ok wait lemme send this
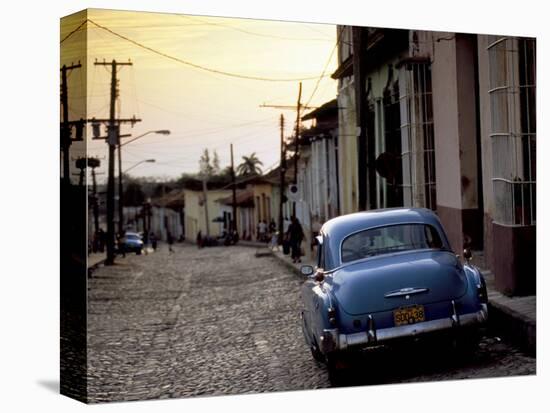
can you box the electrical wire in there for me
[60,19,87,43]
[304,42,337,109]
[303,26,344,109]
[86,19,331,82]
[178,14,333,42]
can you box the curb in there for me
[487,300,536,356]
[268,248,311,279]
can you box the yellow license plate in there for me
[393,305,425,326]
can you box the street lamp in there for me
[117,158,155,234]
[118,130,169,234]
[120,129,171,147]
[123,158,156,174]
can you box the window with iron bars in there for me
[398,62,436,210]
[487,36,536,226]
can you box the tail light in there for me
[328,307,337,326]
[477,281,488,303]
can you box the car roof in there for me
[322,207,439,236]
[320,208,451,269]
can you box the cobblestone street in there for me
[87,244,535,403]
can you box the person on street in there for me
[269,218,276,235]
[196,230,203,249]
[117,231,126,258]
[150,232,157,251]
[258,220,267,242]
[286,216,304,263]
[167,231,174,253]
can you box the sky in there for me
[61,8,338,182]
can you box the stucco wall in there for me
[184,189,231,241]
[337,77,358,215]
[431,31,463,210]
[476,35,495,219]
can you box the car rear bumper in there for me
[330,304,488,351]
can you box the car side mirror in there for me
[463,248,472,261]
[300,265,314,276]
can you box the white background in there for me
[0,0,547,411]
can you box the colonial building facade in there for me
[332,27,536,296]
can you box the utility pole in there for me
[60,62,82,186]
[88,157,101,237]
[118,143,124,234]
[278,114,286,244]
[230,143,238,234]
[260,83,308,219]
[293,82,302,217]
[93,59,140,265]
[74,157,87,187]
[202,178,210,237]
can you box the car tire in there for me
[453,332,480,359]
[326,354,346,386]
[136,250,142,255]
[310,340,324,363]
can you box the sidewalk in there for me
[267,247,536,356]
[88,252,107,270]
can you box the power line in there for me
[304,26,344,109]
[60,19,87,43]
[178,14,333,42]
[304,42,337,109]
[127,118,275,147]
[85,18,331,82]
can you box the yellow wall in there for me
[184,188,232,241]
[252,183,274,224]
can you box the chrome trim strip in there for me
[384,287,429,298]
[337,308,488,350]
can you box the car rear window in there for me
[341,224,444,263]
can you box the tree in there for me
[123,181,145,206]
[198,148,221,178]
[212,151,221,175]
[236,152,263,177]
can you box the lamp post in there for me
[120,129,170,147]
[118,130,169,234]
[123,158,156,174]
[118,158,155,234]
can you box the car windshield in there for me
[341,223,445,263]
[126,234,140,240]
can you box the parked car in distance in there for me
[118,231,144,255]
[300,208,488,381]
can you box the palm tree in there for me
[236,153,263,176]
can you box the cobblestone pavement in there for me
[87,244,535,403]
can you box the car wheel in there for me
[136,250,142,255]
[310,340,324,363]
[453,332,480,359]
[326,354,346,386]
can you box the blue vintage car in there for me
[300,208,488,379]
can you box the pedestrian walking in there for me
[167,231,174,253]
[286,216,304,263]
[269,218,276,234]
[257,220,267,242]
[150,232,157,251]
[269,231,279,251]
[196,230,203,249]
